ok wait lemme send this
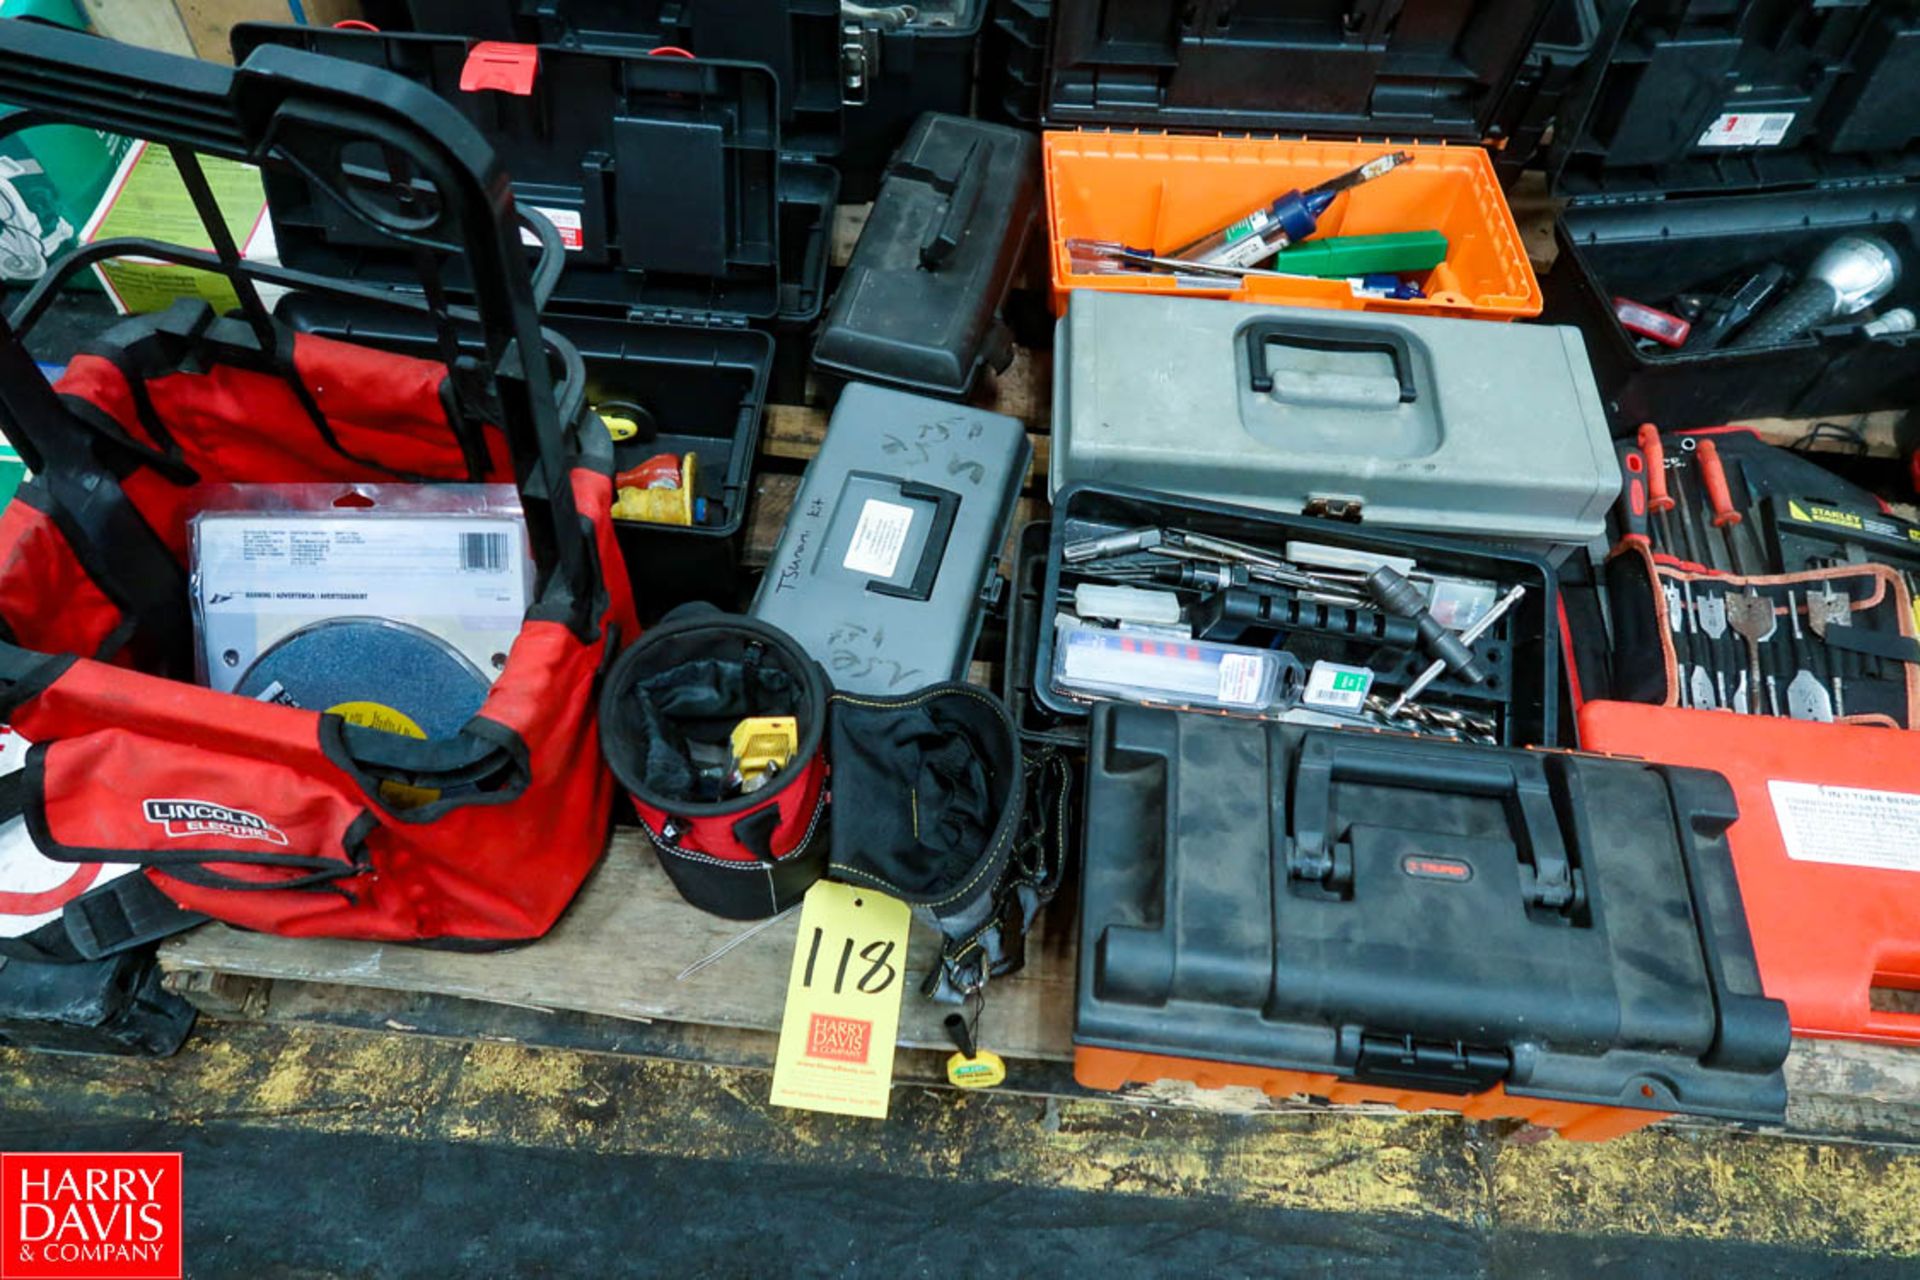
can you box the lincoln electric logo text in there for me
[141,799,288,846]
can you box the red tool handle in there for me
[1697,438,1742,528]
[1637,423,1674,513]
[1619,450,1651,548]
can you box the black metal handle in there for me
[919,140,988,270]
[866,481,960,603]
[1242,319,1418,404]
[0,21,590,602]
[1288,732,1578,912]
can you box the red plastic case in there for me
[1579,701,1920,1045]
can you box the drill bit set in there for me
[1608,425,1920,727]
[1037,491,1554,745]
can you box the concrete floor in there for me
[3,1021,1919,1277]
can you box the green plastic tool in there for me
[1269,231,1448,277]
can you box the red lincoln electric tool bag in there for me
[0,23,636,960]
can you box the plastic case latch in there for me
[840,20,880,105]
[1355,1034,1512,1095]
[460,42,540,96]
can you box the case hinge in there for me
[841,20,880,105]
[626,307,749,330]
[1303,497,1364,522]
[1355,1033,1511,1095]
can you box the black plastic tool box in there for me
[1487,0,1598,187]
[0,951,195,1058]
[1002,521,1087,749]
[1075,702,1792,1131]
[1037,484,1562,748]
[1540,0,1920,430]
[812,113,1040,400]
[1042,0,1555,142]
[750,383,1029,696]
[983,0,1051,127]
[399,0,986,200]
[232,24,832,614]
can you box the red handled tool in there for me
[1697,439,1754,575]
[1618,449,1652,551]
[1637,423,1675,552]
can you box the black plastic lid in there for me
[1043,0,1555,143]
[231,24,786,320]
[1549,0,1920,203]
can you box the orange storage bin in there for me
[1042,132,1541,321]
[1073,1046,1665,1143]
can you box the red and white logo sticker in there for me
[805,1013,873,1064]
[141,800,287,847]
[1,1153,182,1279]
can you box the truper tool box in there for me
[1039,0,1552,320]
[1580,702,1920,1048]
[1075,702,1793,1139]
[399,0,986,200]
[230,24,834,615]
[812,113,1040,401]
[751,383,1029,697]
[1038,484,1562,749]
[1539,0,1920,429]
[1052,291,1619,545]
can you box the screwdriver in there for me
[1697,439,1749,575]
[1618,448,1653,551]
[1637,424,1676,553]
[1171,152,1415,269]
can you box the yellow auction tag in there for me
[770,881,912,1119]
[946,1049,1006,1090]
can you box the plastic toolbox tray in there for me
[1036,483,1562,748]
[399,0,986,201]
[1038,0,1553,321]
[812,113,1040,401]
[1538,0,1920,430]
[1052,291,1618,545]
[1075,703,1792,1139]
[230,24,833,613]
[1579,701,1920,1047]
[750,383,1029,697]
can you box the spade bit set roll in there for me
[1608,426,1920,728]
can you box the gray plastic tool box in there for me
[1052,291,1619,543]
[751,383,1029,695]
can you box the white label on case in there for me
[1770,780,1920,872]
[1698,112,1794,148]
[518,205,585,251]
[1303,662,1374,711]
[842,499,915,578]
[1216,652,1264,706]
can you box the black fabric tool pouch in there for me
[827,684,1069,1003]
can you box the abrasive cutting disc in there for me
[235,617,490,740]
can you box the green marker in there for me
[1270,231,1448,278]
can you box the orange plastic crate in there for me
[1073,1046,1667,1143]
[1043,131,1541,321]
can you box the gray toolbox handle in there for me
[866,480,960,602]
[1242,319,1418,404]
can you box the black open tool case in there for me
[398,0,986,199]
[1041,0,1556,144]
[1540,0,1920,430]
[232,24,836,615]
[1035,484,1562,748]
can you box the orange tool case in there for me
[1580,701,1920,1046]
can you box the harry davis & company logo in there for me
[1,1153,182,1279]
[805,1013,873,1064]
[141,799,288,846]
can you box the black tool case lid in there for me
[1077,704,1792,1122]
[811,113,1040,399]
[231,23,790,323]
[1547,0,1920,204]
[1042,0,1556,142]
